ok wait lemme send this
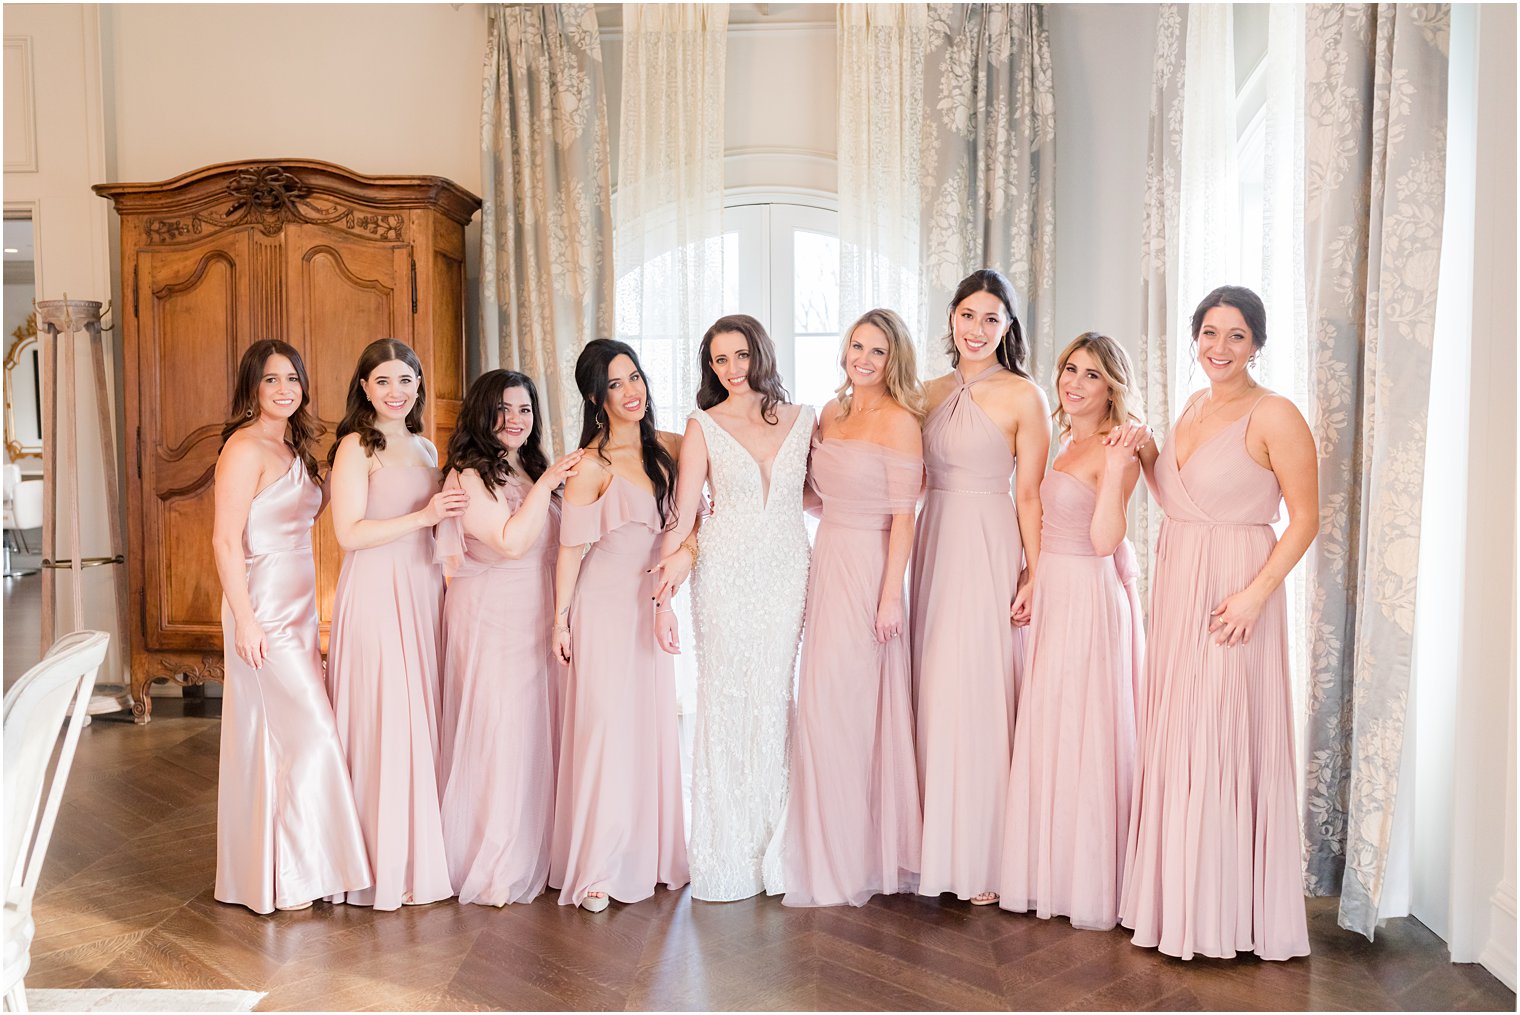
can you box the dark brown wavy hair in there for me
[442,369,549,495]
[695,314,790,424]
[944,268,1029,378]
[328,338,426,465]
[575,339,677,529]
[220,339,323,480]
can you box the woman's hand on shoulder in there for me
[562,451,609,506]
[536,448,585,493]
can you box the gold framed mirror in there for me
[5,311,41,459]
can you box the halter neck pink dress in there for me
[1119,398,1310,960]
[216,455,371,913]
[550,474,689,907]
[911,362,1026,900]
[1000,466,1143,930]
[327,464,453,910]
[782,435,923,908]
[436,470,561,906]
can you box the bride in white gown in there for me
[653,314,812,902]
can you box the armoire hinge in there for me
[410,258,418,314]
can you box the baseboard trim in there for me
[1480,878,1517,990]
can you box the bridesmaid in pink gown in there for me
[212,340,370,914]
[1120,286,1318,960]
[783,309,925,908]
[436,371,582,906]
[326,338,468,911]
[1000,333,1146,930]
[550,339,689,912]
[912,269,1050,906]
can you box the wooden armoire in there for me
[95,159,481,722]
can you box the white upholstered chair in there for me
[2,471,41,579]
[2,630,109,1013]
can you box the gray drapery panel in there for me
[919,3,1056,381]
[480,4,613,454]
[1300,3,1450,940]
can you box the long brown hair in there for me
[443,370,550,494]
[328,338,426,465]
[575,339,678,529]
[944,268,1028,378]
[220,339,323,480]
[696,314,790,424]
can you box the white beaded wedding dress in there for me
[686,404,813,902]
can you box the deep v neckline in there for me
[1172,406,1253,473]
[700,406,807,511]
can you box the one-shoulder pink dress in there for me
[327,465,453,910]
[783,435,923,908]
[911,363,1025,900]
[1119,398,1309,960]
[550,475,689,906]
[216,455,372,913]
[437,471,561,906]
[1000,467,1143,930]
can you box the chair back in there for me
[9,481,42,531]
[2,464,18,501]
[2,631,108,910]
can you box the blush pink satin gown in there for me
[1119,398,1310,960]
[549,475,688,907]
[215,456,371,914]
[782,435,923,908]
[1000,467,1144,930]
[327,465,453,911]
[436,471,561,906]
[911,363,1025,900]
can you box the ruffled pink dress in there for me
[437,470,560,906]
[911,363,1025,900]
[327,465,453,910]
[1119,398,1310,960]
[549,474,689,906]
[1000,467,1144,930]
[782,435,923,908]
[216,455,371,913]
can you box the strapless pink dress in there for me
[782,436,923,908]
[1000,467,1143,930]
[549,475,688,906]
[327,465,452,910]
[437,471,561,906]
[215,455,371,913]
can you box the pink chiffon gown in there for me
[436,471,560,905]
[216,455,371,913]
[910,363,1025,900]
[550,474,688,906]
[782,435,923,908]
[326,464,453,911]
[1119,397,1310,960]
[1000,467,1144,930]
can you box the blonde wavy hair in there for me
[1051,331,1141,439]
[836,308,925,420]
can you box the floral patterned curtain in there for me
[480,4,613,454]
[1300,3,1450,940]
[1134,4,1187,600]
[920,3,1056,381]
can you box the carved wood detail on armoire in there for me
[94,159,482,723]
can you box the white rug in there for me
[26,989,265,1012]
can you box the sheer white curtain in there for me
[614,3,727,432]
[836,3,928,358]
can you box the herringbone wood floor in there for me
[21,703,1517,1011]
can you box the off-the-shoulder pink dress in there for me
[216,455,371,913]
[549,474,689,906]
[783,435,924,908]
[437,470,561,906]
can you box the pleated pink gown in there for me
[1000,468,1144,930]
[783,435,923,908]
[911,363,1025,900]
[327,465,453,911]
[216,456,372,914]
[1119,398,1310,960]
[550,475,688,907]
[437,472,560,905]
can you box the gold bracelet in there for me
[680,536,699,565]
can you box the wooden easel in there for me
[35,298,130,713]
